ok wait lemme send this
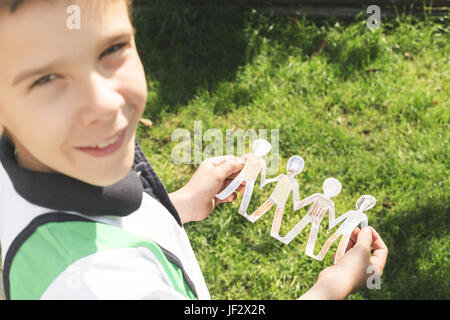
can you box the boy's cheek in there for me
[118,57,148,113]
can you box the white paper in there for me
[316,195,376,264]
[216,139,271,217]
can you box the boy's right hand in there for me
[169,155,245,224]
[299,226,388,300]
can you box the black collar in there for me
[0,135,143,217]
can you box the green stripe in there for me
[9,221,197,300]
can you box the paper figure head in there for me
[252,139,271,157]
[286,155,304,176]
[356,195,376,211]
[323,178,342,198]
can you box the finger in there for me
[350,227,360,244]
[345,237,355,252]
[211,155,242,167]
[368,227,388,273]
[354,227,373,252]
[208,155,236,166]
[204,156,226,167]
[369,226,387,250]
[215,157,245,181]
[344,228,360,251]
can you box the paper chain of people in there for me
[216,139,376,265]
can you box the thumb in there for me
[355,227,373,251]
[216,157,245,180]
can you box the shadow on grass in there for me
[133,1,444,126]
[133,1,264,121]
[133,4,388,123]
[134,1,377,122]
[361,200,449,299]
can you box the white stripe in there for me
[41,247,188,300]
[0,164,61,267]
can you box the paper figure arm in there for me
[329,211,351,229]
[360,213,368,229]
[294,193,319,211]
[291,179,301,207]
[259,159,268,189]
[260,174,282,189]
[328,204,336,230]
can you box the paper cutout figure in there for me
[248,156,304,238]
[276,178,342,261]
[216,139,271,217]
[316,195,376,264]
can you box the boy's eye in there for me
[28,43,128,90]
[30,74,58,89]
[100,42,127,59]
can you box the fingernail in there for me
[362,227,371,233]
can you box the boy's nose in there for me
[78,73,125,125]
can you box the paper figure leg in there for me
[305,223,321,260]
[248,199,274,223]
[279,216,311,245]
[317,231,341,262]
[238,180,255,217]
[270,205,285,239]
[216,176,244,200]
[333,233,351,265]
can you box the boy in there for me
[0,0,387,299]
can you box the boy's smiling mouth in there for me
[75,127,127,157]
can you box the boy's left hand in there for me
[299,226,388,300]
[169,155,245,224]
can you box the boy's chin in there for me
[79,166,132,187]
[75,154,135,187]
[75,136,136,187]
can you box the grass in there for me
[133,2,449,299]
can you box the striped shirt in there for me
[0,135,210,300]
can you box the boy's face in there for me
[0,0,147,187]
